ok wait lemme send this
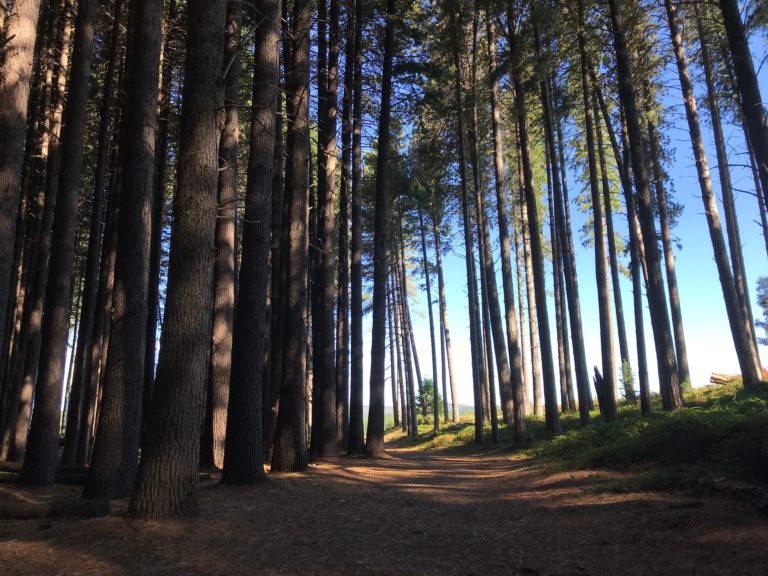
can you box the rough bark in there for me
[221,0,280,485]
[347,0,364,455]
[21,0,96,485]
[83,0,163,499]
[310,0,338,459]
[61,0,124,466]
[271,0,311,472]
[201,0,240,471]
[128,0,226,518]
[335,0,354,452]
[366,3,395,453]
[0,0,44,373]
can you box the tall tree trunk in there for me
[21,0,96,485]
[539,59,590,423]
[347,0,365,454]
[144,0,175,423]
[418,210,440,434]
[433,222,458,423]
[608,0,682,411]
[512,196,529,414]
[3,0,75,464]
[593,95,631,396]
[201,0,240,471]
[486,18,525,437]
[576,4,616,421]
[400,231,425,411]
[83,0,163,499]
[592,77,645,407]
[61,0,124,466]
[221,0,280,485]
[719,0,768,214]
[395,260,418,435]
[79,127,122,464]
[508,12,560,433]
[0,0,44,371]
[129,0,226,518]
[391,273,407,432]
[310,0,338,459]
[335,0,353,452]
[646,118,690,389]
[449,7,484,444]
[386,277,400,429]
[695,4,760,361]
[520,189,542,417]
[663,0,762,388]
[271,0,311,472]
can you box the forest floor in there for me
[1,443,767,575]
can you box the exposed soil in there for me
[1,446,766,575]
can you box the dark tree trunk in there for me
[366,2,395,452]
[21,0,97,486]
[608,0,682,411]
[61,0,124,466]
[0,0,44,373]
[310,0,338,459]
[271,0,311,472]
[486,18,525,436]
[144,0,175,424]
[221,0,281,485]
[347,0,364,455]
[201,0,241,472]
[83,0,163,499]
[128,0,226,518]
[335,0,354,452]
[450,9,484,444]
[79,129,122,464]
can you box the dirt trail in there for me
[0,447,766,575]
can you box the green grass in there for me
[386,382,768,493]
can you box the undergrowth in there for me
[385,381,768,492]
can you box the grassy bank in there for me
[385,381,768,493]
